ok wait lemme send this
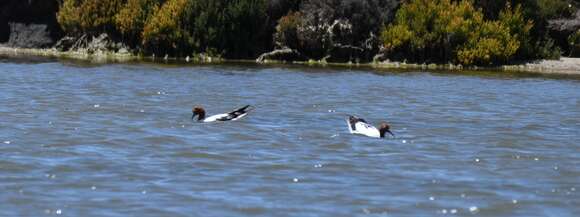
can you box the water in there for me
[1,59,579,216]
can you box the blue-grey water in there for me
[1,59,579,216]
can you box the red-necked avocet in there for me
[346,115,394,138]
[192,105,254,123]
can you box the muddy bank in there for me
[0,46,136,63]
[503,58,580,74]
[1,45,579,76]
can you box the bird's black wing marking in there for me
[217,105,252,121]
[232,105,251,114]
[216,115,235,121]
[349,115,367,131]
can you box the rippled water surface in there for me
[1,59,579,216]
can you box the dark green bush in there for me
[474,0,576,20]
[189,0,269,58]
[283,0,399,59]
[273,11,302,49]
[568,30,580,57]
[537,0,576,19]
[268,0,302,19]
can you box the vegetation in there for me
[57,0,81,34]
[58,0,124,35]
[55,0,578,65]
[142,0,193,56]
[275,0,399,60]
[115,0,160,46]
[473,0,576,60]
[274,11,302,50]
[536,0,576,19]
[568,30,580,57]
[188,0,269,58]
[474,0,576,20]
[380,0,534,65]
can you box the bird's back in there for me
[347,115,380,138]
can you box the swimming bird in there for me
[346,115,394,138]
[192,105,254,122]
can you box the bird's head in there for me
[191,106,206,121]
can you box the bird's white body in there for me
[193,105,253,123]
[346,118,381,138]
[203,113,248,123]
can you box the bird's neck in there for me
[379,128,387,138]
[197,111,206,121]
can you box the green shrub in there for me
[189,0,268,58]
[499,4,534,59]
[534,37,561,59]
[142,0,193,56]
[568,30,580,57]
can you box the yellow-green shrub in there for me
[383,0,441,51]
[457,3,530,65]
[79,0,124,33]
[381,0,531,65]
[381,0,481,61]
[457,21,519,65]
[380,24,411,52]
[58,0,124,35]
[498,4,533,59]
[115,0,160,44]
[57,0,82,34]
[142,0,193,55]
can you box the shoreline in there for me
[1,46,580,75]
